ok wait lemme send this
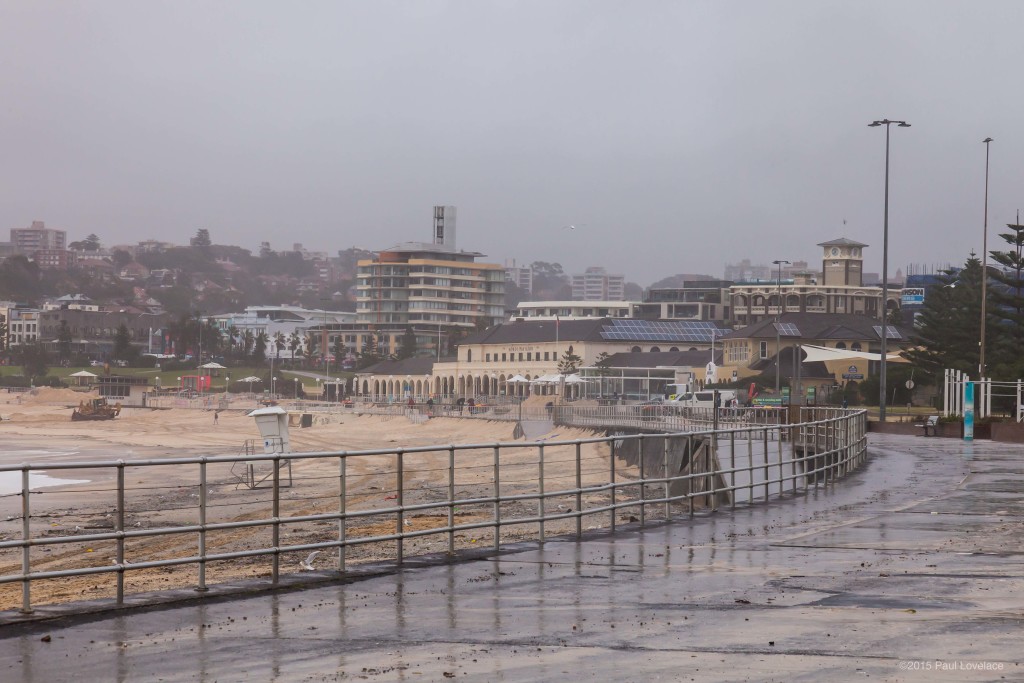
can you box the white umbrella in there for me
[506,374,529,383]
[239,375,262,393]
[200,362,227,369]
[69,370,97,378]
[562,374,589,384]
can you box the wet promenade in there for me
[2,433,1022,682]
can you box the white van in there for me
[669,389,737,409]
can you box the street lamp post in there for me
[868,118,911,422]
[772,259,790,392]
[980,137,993,379]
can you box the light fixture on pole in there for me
[868,118,911,423]
[321,300,330,400]
[980,137,993,379]
[772,259,790,392]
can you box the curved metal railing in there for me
[0,407,865,614]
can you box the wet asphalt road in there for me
[2,433,1023,682]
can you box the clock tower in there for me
[818,238,867,287]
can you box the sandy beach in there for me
[0,388,614,611]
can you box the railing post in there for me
[339,455,347,571]
[575,441,583,537]
[688,434,695,517]
[763,428,770,502]
[448,446,456,555]
[663,436,671,522]
[777,425,784,497]
[197,459,208,592]
[729,432,736,511]
[20,467,32,614]
[272,454,280,584]
[493,445,501,551]
[115,461,125,605]
[538,444,546,543]
[396,450,404,564]
[747,432,754,505]
[638,436,646,526]
[609,439,617,532]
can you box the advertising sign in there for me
[901,287,926,305]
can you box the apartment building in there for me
[571,266,625,301]
[356,207,506,329]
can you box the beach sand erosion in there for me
[0,388,614,610]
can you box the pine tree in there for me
[398,327,417,359]
[557,345,582,375]
[113,323,133,360]
[905,256,983,377]
[987,221,1024,377]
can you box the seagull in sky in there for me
[299,550,321,571]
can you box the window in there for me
[835,342,847,350]
[527,352,532,361]
[759,341,769,359]
[544,352,550,361]
[486,353,491,362]
[851,342,862,351]
[467,350,472,362]
[631,346,641,353]
[501,353,507,362]
[650,347,660,352]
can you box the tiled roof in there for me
[462,319,609,345]
[817,237,868,248]
[600,350,722,369]
[719,313,910,342]
[361,357,436,375]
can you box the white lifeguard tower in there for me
[234,406,293,489]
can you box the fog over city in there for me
[2,0,1023,284]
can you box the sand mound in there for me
[20,387,95,405]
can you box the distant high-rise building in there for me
[356,207,505,330]
[504,260,533,294]
[11,220,66,254]
[432,205,457,249]
[571,267,625,301]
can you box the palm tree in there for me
[288,331,301,360]
[273,331,286,360]
[242,329,255,357]
[228,326,240,354]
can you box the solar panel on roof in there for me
[773,322,801,337]
[872,325,902,340]
[600,319,730,343]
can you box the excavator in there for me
[71,397,122,421]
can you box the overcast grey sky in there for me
[2,1,1023,285]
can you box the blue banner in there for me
[964,381,974,441]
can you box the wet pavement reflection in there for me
[4,434,1024,681]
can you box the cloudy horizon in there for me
[2,1,1023,286]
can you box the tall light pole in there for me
[980,137,993,379]
[320,300,330,400]
[868,118,911,422]
[772,259,790,392]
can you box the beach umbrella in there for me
[506,374,529,383]
[200,362,227,369]
[239,375,262,393]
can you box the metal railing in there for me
[0,407,865,614]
